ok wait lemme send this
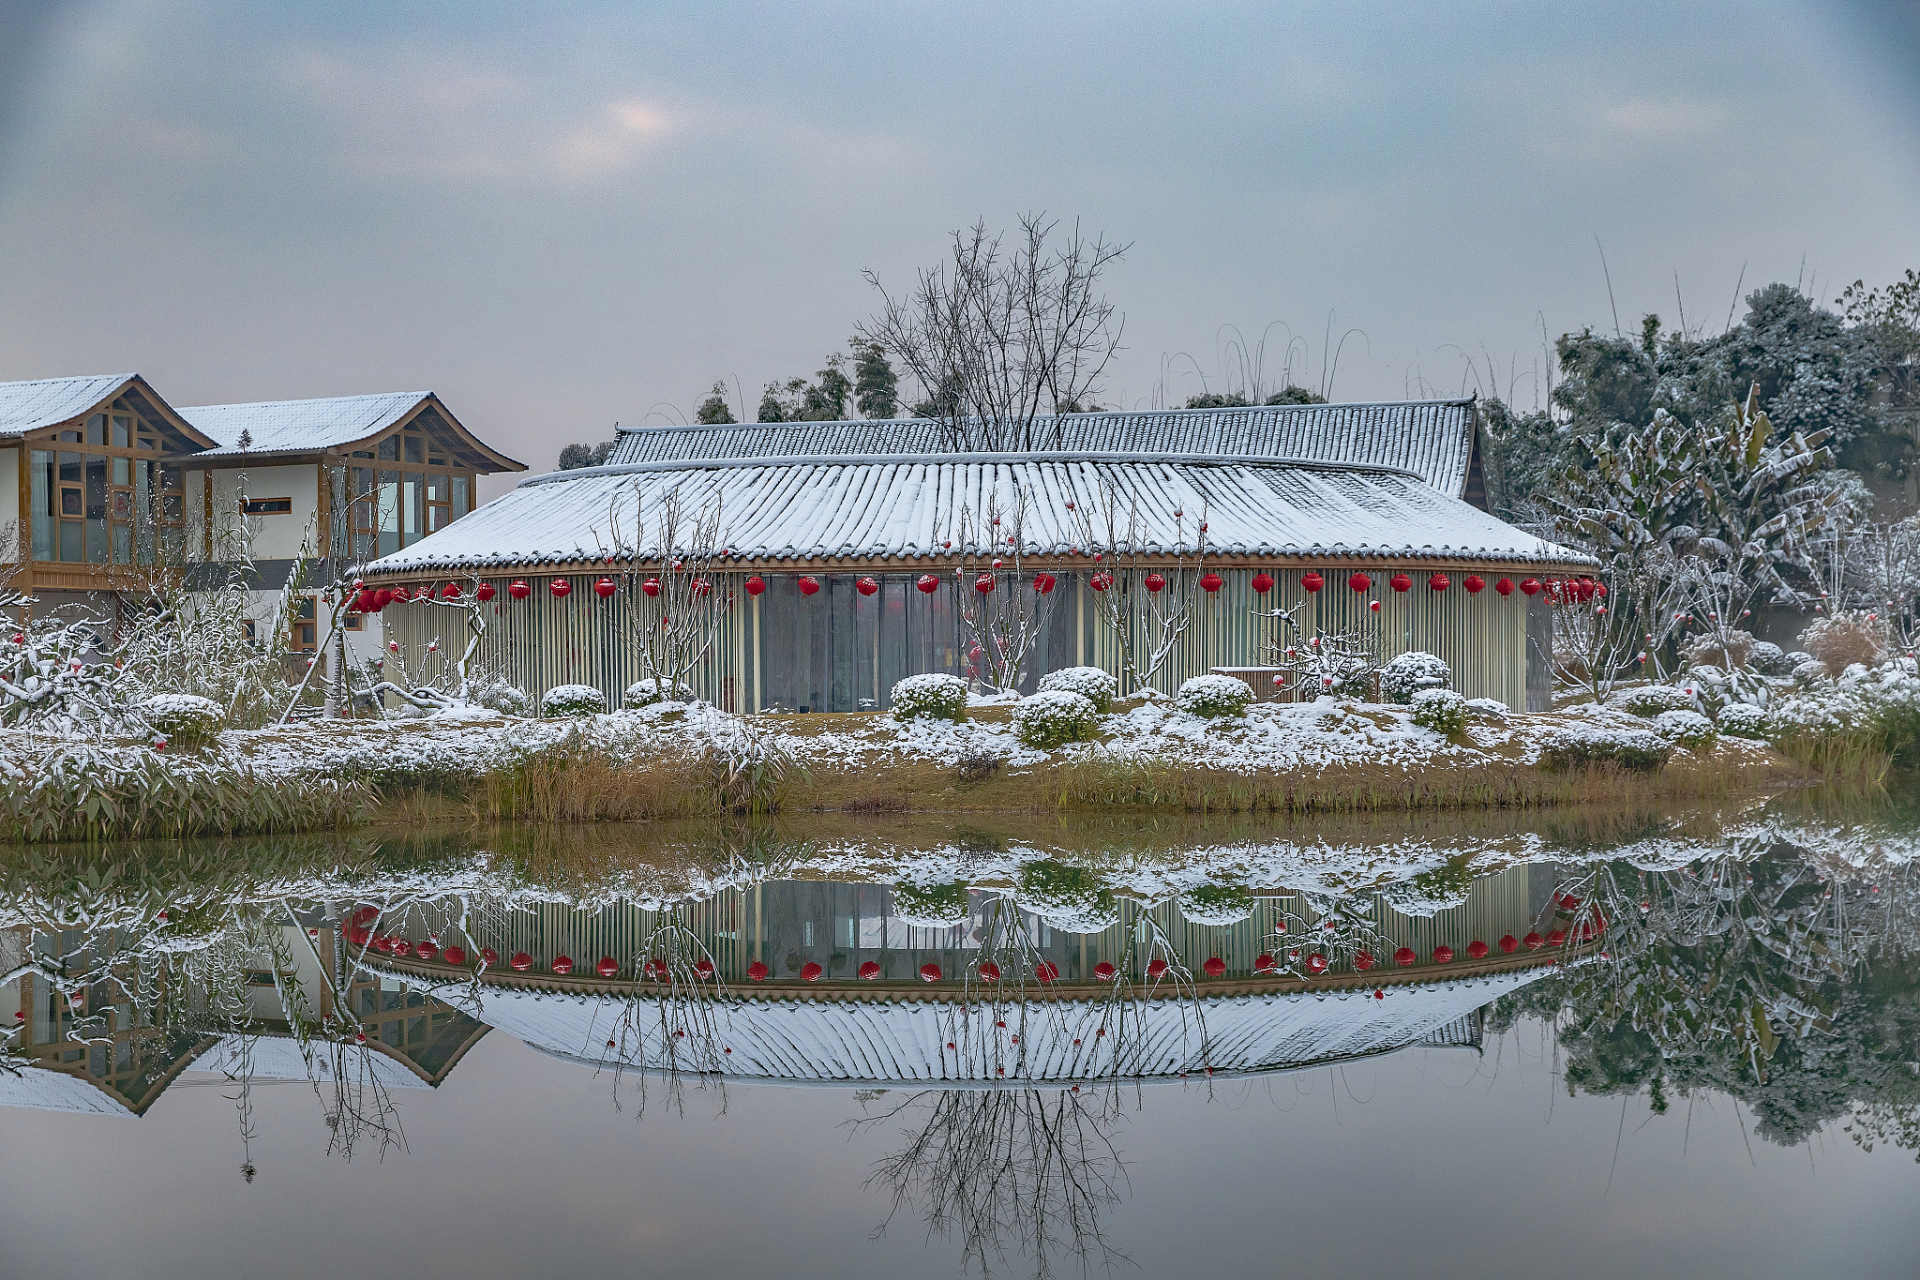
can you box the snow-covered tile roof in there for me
[611,399,1479,496]
[0,373,140,437]
[0,1061,138,1115]
[178,391,433,457]
[363,452,1593,574]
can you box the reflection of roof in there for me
[430,968,1543,1085]
[0,1060,137,1115]
[610,401,1481,498]
[187,1035,435,1090]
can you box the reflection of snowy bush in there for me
[140,694,223,746]
[541,684,607,717]
[891,673,970,722]
[1014,690,1099,748]
[1175,674,1252,719]
[1382,864,1475,917]
[1178,884,1255,925]
[1037,666,1118,713]
[1716,702,1769,739]
[1379,651,1452,704]
[1652,709,1718,749]
[1410,688,1468,734]
[891,881,971,928]
[1015,861,1119,934]
[1538,726,1673,773]
[625,678,695,708]
[1623,685,1693,717]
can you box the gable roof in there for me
[0,373,213,446]
[179,391,526,471]
[609,399,1480,497]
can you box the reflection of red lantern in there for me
[508,580,530,600]
[858,960,881,980]
[550,579,572,598]
[481,948,499,967]
[1495,577,1514,596]
[595,577,617,598]
[1251,572,1274,594]
[745,576,766,596]
[1464,575,1485,594]
[1093,961,1117,980]
[1429,573,1450,592]
[1034,573,1057,594]
[1523,932,1544,950]
[1305,953,1328,974]
[1394,947,1416,966]
[1144,572,1167,593]
[978,961,1001,982]
[1199,571,1222,594]
[856,576,879,596]
[801,962,823,981]
[916,574,938,594]
[694,957,715,979]
[551,955,574,975]
[1035,961,1059,983]
[1147,958,1169,979]
[918,963,942,982]
[1301,571,1324,593]
[1090,572,1113,591]
[1253,953,1278,974]
[1520,578,1541,596]
[510,952,533,972]
[747,960,768,981]
[798,576,820,596]
[1202,956,1226,977]
[444,946,467,966]
[1467,940,1489,960]
[476,583,496,602]
[415,942,438,961]
[1432,945,1454,964]
[1547,928,1567,946]
[596,957,619,978]
[1498,935,1518,953]
[1349,572,1370,592]
[1353,951,1375,971]
[1390,573,1412,593]
[974,573,995,593]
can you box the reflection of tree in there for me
[853,1086,1129,1279]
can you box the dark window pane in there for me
[59,521,82,562]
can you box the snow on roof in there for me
[428,969,1541,1085]
[179,391,434,457]
[363,452,1593,574]
[610,399,1480,496]
[186,1035,433,1090]
[0,373,141,437]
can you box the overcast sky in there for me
[2,0,1916,498]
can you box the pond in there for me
[5,798,1920,1278]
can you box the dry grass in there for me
[466,740,714,823]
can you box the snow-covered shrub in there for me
[624,677,695,708]
[1652,709,1718,749]
[1465,697,1508,721]
[1684,664,1771,715]
[1802,612,1889,673]
[1683,630,1756,671]
[891,673,969,722]
[1176,674,1254,719]
[1538,726,1673,773]
[1716,702,1770,739]
[1013,690,1099,748]
[1015,861,1119,933]
[471,677,530,716]
[1379,651,1452,704]
[1037,665,1118,713]
[139,694,223,747]
[1749,641,1790,676]
[1409,688,1469,734]
[1793,658,1829,685]
[1623,684,1694,717]
[541,684,607,717]
[891,881,971,927]
[1178,884,1255,925]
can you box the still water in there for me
[5,802,1920,1278]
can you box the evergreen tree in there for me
[851,339,899,419]
[557,440,616,469]
[693,382,737,425]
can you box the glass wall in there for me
[25,402,181,565]
[335,418,479,562]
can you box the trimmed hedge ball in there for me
[1176,674,1254,719]
[1652,708,1718,749]
[891,881,972,927]
[1538,727,1673,773]
[891,672,970,722]
[1014,690,1099,748]
[1715,702,1769,739]
[141,693,223,746]
[624,677,695,708]
[1623,684,1695,717]
[541,684,608,717]
[1410,688,1469,733]
[1178,884,1256,926]
[1380,651,1452,704]
[1037,665,1119,713]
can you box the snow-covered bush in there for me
[1178,884,1255,925]
[1037,665,1118,713]
[891,881,971,928]
[1684,664,1771,715]
[624,677,695,708]
[1409,688,1469,734]
[1379,651,1452,704]
[1652,709,1718,749]
[1014,690,1099,748]
[1749,641,1790,676]
[139,694,223,747]
[890,673,969,722]
[1466,697,1509,721]
[541,684,607,717]
[1802,612,1889,673]
[1793,657,1829,685]
[1176,674,1253,719]
[1538,726,1673,773]
[471,677,530,716]
[1015,862,1119,933]
[1623,684,1694,717]
[1716,702,1770,739]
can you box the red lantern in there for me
[1301,571,1324,593]
[694,957,715,979]
[413,941,437,961]
[1390,573,1412,593]
[747,960,769,981]
[745,575,766,596]
[1253,953,1278,974]
[1144,572,1167,593]
[508,580,530,600]
[594,577,617,598]
[690,578,711,597]
[510,952,533,972]
[1429,573,1450,592]
[1466,940,1489,960]
[801,962,823,982]
[974,573,995,593]
[374,588,395,609]
[1035,572,1058,594]
[481,948,499,967]
[1090,571,1114,591]
[1519,578,1541,596]
[1464,575,1485,594]
[444,946,467,966]
[1432,945,1455,964]
[1353,950,1375,971]
[1147,958,1170,979]
[596,956,619,978]
[1035,961,1060,983]
[856,576,879,596]
[551,955,574,975]
[442,582,462,599]
[798,576,820,596]
[1251,572,1274,594]
[1093,961,1117,980]
[918,962,943,982]
[1199,571,1223,594]
[1547,928,1567,946]
[1523,931,1544,950]
[550,579,572,598]
[972,960,1001,983]
[1202,956,1226,977]
[1349,572,1371,592]
[1393,946,1416,966]
[640,577,661,597]
[916,574,938,593]
[858,960,881,980]
[476,582,496,602]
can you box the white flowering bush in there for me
[140,694,223,747]
[1013,690,1099,748]
[1410,688,1469,734]
[1538,726,1673,773]
[1379,651,1452,704]
[1716,702,1769,739]
[541,684,607,717]
[1652,708,1718,749]
[1623,684,1694,717]
[891,672,969,722]
[1037,665,1118,713]
[625,677,695,708]
[1176,674,1254,719]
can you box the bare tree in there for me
[860,214,1130,451]
[1067,480,1210,693]
[601,484,731,701]
[952,486,1056,693]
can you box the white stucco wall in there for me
[209,463,320,560]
